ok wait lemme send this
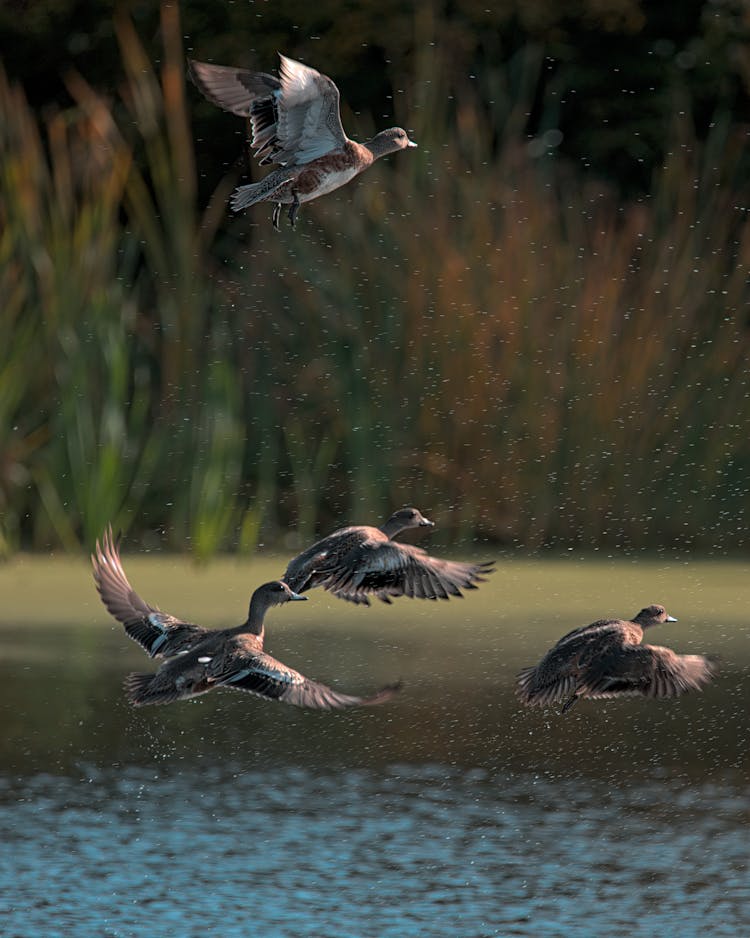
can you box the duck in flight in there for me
[188,54,417,229]
[516,604,716,714]
[92,528,400,710]
[283,507,494,606]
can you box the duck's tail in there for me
[230,171,293,212]
[124,672,180,707]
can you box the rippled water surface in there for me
[1,556,748,936]
[2,764,748,937]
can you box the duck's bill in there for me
[407,139,418,148]
[666,615,678,622]
[289,592,308,601]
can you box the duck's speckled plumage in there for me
[283,507,494,606]
[188,54,416,228]
[516,604,716,713]
[93,528,401,710]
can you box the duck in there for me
[283,507,494,606]
[516,604,716,714]
[187,54,417,229]
[92,528,401,710]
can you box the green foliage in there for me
[0,5,748,557]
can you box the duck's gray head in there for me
[251,580,307,612]
[634,604,677,627]
[366,127,417,158]
[381,507,434,538]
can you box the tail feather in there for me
[230,172,292,212]
[124,672,180,707]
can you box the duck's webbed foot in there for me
[288,192,300,229]
[272,202,282,231]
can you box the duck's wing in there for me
[188,55,347,167]
[207,649,401,710]
[282,538,333,593]
[321,540,494,605]
[516,625,621,708]
[187,60,280,116]
[516,647,583,709]
[282,526,372,593]
[583,644,717,700]
[271,54,348,164]
[92,528,209,658]
[552,618,625,647]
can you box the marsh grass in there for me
[1,6,748,556]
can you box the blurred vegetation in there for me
[0,2,748,557]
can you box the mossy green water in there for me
[1,552,746,650]
[1,554,746,781]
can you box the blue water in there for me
[1,762,747,937]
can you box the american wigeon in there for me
[516,604,716,713]
[93,528,401,710]
[188,54,417,229]
[283,507,494,605]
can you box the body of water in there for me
[0,555,747,936]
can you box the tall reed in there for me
[1,6,748,555]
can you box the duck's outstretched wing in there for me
[188,55,347,167]
[583,645,717,700]
[272,54,347,164]
[186,60,280,116]
[516,664,579,709]
[282,527,370,594]
[92,527,209,658]
[515,625,623,708]
[208,650,401,710]
[516,639,716,710]
[320,541,494,605]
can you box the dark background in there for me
[1,0,748,557]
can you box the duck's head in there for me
[244,581,306,635]
[251,580,308,612]
[634,604,677,628]
[381,507,434,538]
[367,127,418,158]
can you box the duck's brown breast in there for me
[293,141,374,200]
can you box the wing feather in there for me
[92,527,209,657]
[189,56,347,168]
[590,645,717,699]
[323,541,493,604]
[272,55,347,164]
[187,60,280,116]
[213,649,401,710]
[517,636,716,709]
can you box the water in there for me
[1,764,747,937]
[0,556,748,936]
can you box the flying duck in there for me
[93,528,401,710]
[187,54,417,229]
[516,604,716,714]
[283,507,494,606]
